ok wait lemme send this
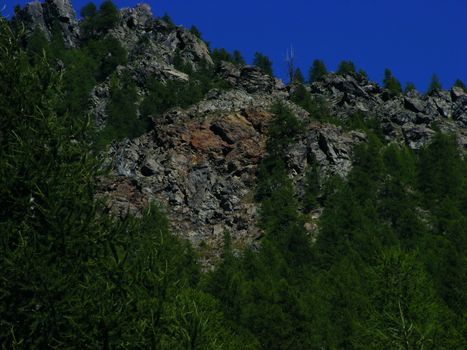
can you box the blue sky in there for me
[8,0,467,91]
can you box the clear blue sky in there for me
[9,0,467,91]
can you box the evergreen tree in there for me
[232,50,245,65]
[211,47,232,65]
[81,0,120,39]
[253,51,273,76]
[358,249,438,349]
[453,79,466,91]
[383,68,402,95]
[293,67,305,84]
[0,19,107,346]
[97,0,120,32]
[303,154,320,211]
[0,20,241,348]
[80,2,97,18]
[190,25,201,38]
[25,28,51,64]
[290,84,331,121]
[59,50,98,118]
[427,73,442,94]
[162,12,175,28]
[358,68,368,79]
[308,59,327,82]
[86,36,128,81]
[336,60,356,75]
[404,81,416,93]
[99,72,146,145]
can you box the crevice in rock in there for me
[209,124,235,144]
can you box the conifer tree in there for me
[336,60,356,75]
[453,79,466,91]
[293,67,305,84]
[190,25,201,38]
[358,68,368,79]
[308,59,328,82]
[232,49,245,65]
[404,81,416,93]
[253,51,273,76]
[383,68,402,95]
[80,2,97,18]
[427,73,442,94]
[162,12,175,27]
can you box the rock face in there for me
[309,73,467,150]
[101,95,365,264]
[13,0,80,47]
[14,2,467,262]
[101,72,467,264]
[111,4,212,81]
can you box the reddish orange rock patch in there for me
[190,129,229,152]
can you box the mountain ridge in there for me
[12,0,467,264]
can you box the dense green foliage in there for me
[0,17,242,349]
[207,118,467,349]
[97,73,147,146]
[140,59,230,122]
[81,0,120,39]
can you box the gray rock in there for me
[451,86,466,101]
[402,124,436,149]
[404,96,426,113]
[13,0,80,47]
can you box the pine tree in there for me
[190,25,201,38]
[80,2,97,18]
[253,51,273,76]
[336,60,356,75]
[81,0,120,38]
[293,68,305,84]
[232,49,245,65]
[0,18,108,346]
[358,68,368,79]
[97,0,120,31]
[453,79,466,91]
[383,68,402,95]
[358,248,445,350]
[427,73,442,94]
[162,12,175,28]
[308,59,328,82]
[404,81,416,93]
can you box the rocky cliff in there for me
[14,1,467,264]
[13,0,80,47]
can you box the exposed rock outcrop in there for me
[13,0,80,47]
[309,73,467,150]
[101,97,365,264]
